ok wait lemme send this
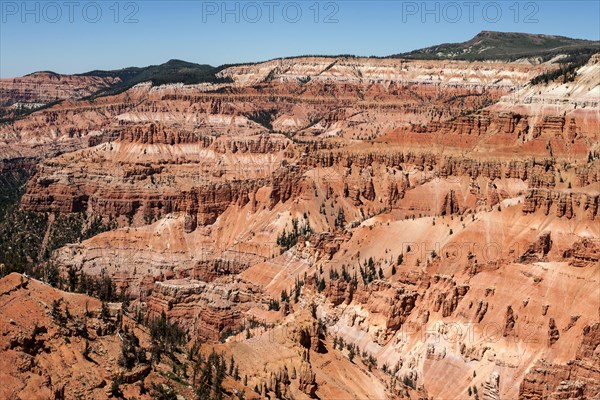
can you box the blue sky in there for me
[1,0,599,77]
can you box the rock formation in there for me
[0,51,598,400]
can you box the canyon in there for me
[0,36,599,400]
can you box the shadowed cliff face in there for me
[0,54,599,399]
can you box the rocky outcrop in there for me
[439,190,461,216]
[519,324,600,400]
[290,312,324,354]
[0,273,166,400]
[21,152,305,227]
[119,123,214,145]
[548,318,560,346]
[482,372,501,400]
[269,165,302,207]
[523,190,599,220]
[386,289,419,332]
[430,275,469,318]
[213,134,291,154]
[298,352,318,398]
[475,300,489,323]
[324,280,351,306]
[339,280,420,344]
[563,238,600,267]
[576,164,600,186]
[503,305,517,337]
[519,231,552,262]
[145,279,259,341]
[23,178,259,224]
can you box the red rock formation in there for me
[298,354,318,397]
[475,300,488,323]
[0,72,119,118]
[523,189,598,220]
[1,53,598,400]
[519,231,552,262]
[503,305,517,337]
[0,273,174,400]
[563,238,600,267]
[519,323,600,400]
[429,275,469,317]
[145,279,258,341]
[548,318,560,346]
[440,190,461,216]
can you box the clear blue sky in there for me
[1,0,599,77]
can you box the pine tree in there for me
[268,299,280,311]
[67,266,78,292]
[318,278,326,292]
[229,355,235,375]
[100,301,110,321]
[348,345,355,362]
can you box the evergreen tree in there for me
[348,345,355,362]
[67,267,78,292]
[280,289,289,302]
[229,355,235,375]
[397,254,403,265]
[318,278,326,292]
